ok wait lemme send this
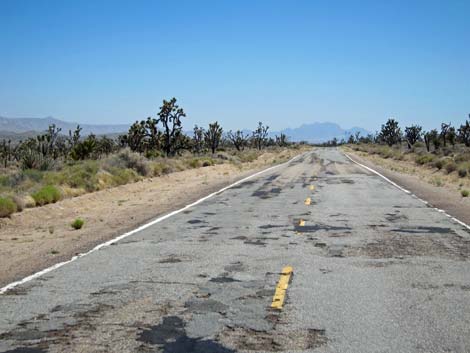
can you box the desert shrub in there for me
[71,218,84,230]
[187,158,201,168]
[458,167,468,178]
[21,169,44,183]
[0,175,10,187]
[110,168,140,186]
[415,154,435,165]
[455,152,470,163]
[12,195,25,212]
[434,159,445,170]
[216,153,230,160]
[106,149,150,176]
[0,197,16,217]
[445,161,457,174]
[461,190,469,197]
[20,150,55,171]
[202,159,214,167]
[430,176,443,187]
[31,185,61,206]
[237,150,259,163]
[414,141,424,148]
[152,162,172,176]
[45,161,99,191]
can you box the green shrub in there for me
[22,169,44,183]
[188,158,201,168]
[458,167,467,178]
[0,197,17,217]
[0,175,10,187]
[109,168,140,186]
[461,190,469,197]
[20,150,55,170]
[445,161,457,174]
[71,218,84,230]
[152,162,172,176]
[415,154,435,165]
[434,159,445,170]
[45,161,99,191]
[31,185,61,206]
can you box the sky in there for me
[0,0,469,132]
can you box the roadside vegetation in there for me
[0,98,303,218]
[331,115,470,195]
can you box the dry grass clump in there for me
[0,197,16,218]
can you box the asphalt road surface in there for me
[1,148,470,353]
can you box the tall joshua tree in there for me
[205,122,223,154]
[157,98,186,156]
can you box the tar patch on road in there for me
[138,316,235,353]
[1,348,46,353]
[209,276,241,283]
[219,327,327,351]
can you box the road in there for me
[1,148,470,353]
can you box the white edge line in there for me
[0,151,309,295]
[344,152,470,232]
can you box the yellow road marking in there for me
[304,197,311,205]
[271,266,293,309]
[309,185,315,191]
[299,219,305,226]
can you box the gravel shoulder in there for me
[0,148,307,288]
[344,148,470,227]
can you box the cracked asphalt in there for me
[1,148,470,353]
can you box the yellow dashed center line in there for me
[304,197,311,205]
[271,266,293,310]
[299,219,305,226]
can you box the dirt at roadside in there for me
[345,150,470,228]
[0,148,307,288]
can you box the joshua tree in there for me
[448,126,456,146]
[275,133,289,147]
[192,125,205,154]
[379,118,401,146]
[404,125,422,149]
[0,139,12,168]
[458,116,470,147]
[157,98,186,156]
[440,122,451,147]
[205,121,223,154]
[427,129,440,151]
[423,131,432,152]
[227,130,249,151]
[252,122,269,150]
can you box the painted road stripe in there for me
[344,152,470,232]
[309,185,315,191]
[299,219,305,226]
[304,197,311,205]
[0,152,311,295]
[271,266,293,309]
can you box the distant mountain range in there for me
[0,116,129,136]
[0,116,369,143]
[274,123,369,143]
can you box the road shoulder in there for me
[345,149,470,228]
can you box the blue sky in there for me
[1,0,469,132]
